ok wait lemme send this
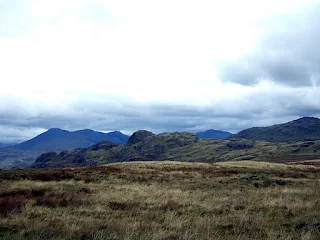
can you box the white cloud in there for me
[0,0,319,141]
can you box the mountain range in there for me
[0,129,129,169]
[13,128,129,151]
[33,129,320,168]
[2,116,320,169]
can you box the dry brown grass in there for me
[0,160,319,239]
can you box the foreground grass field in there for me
[0,160,319,240]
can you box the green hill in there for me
[33,130,320,168]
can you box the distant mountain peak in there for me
[196,129,232,139]
[13,128,129,152]
[231,116,320,142]
[47,128,67,132]
[126,130,155,145]
[293,116,320,122]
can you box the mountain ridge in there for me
[33,129,320,168]
[0,129,129,169]
[3,117,320,169]
[196,129,232,139]
[230,117,320,142]
[13,128,129,152]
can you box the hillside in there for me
[231,117,320,142]
[0,129,128,169]
[33,130,320,168]
[196,129,232,139]
[73,129,129,144]
[1,160,319,239]
[13,128,129,152]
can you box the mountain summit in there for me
[196,129,232,139]
[13,128,129,152]
[231,117,320,142]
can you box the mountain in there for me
[230,117,320,142]
[0,129,129,168]
[196,129,232,139]
[33,130,320,168]
[73,129,129,144]
[13,128,129,152]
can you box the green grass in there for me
[33,135,320,168]
[0,160,319,239]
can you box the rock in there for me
[126,130,155,146]
[90,141,118,151]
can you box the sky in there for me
[1,0,320,142]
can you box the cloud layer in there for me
[1,0,320,142]
[218,1,320,87]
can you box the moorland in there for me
[0,160,319,240]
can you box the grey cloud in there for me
[218,3,320,87]
[1,89,320,142]
[0,125,46,143]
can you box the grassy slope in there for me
[0,160,319,240]
[33,137,320,168]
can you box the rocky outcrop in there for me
[126,130,155,145]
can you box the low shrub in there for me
[108,201,139,211]
[0,197,25,215]
[35,192,86,207]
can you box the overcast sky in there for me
[1,0,320,142]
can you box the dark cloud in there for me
[218,3,320,87]
[1,88,320,142]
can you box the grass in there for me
[31,134,320,168]
[0,160,319,239]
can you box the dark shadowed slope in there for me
[196,129,232,139]
[12,128,129,152]
[74,129,129,144]
[13,128,92,152]
[0,129,128,168]
[230,117,320,142]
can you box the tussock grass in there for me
[0,160,319,239]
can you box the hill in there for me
[1,160,319,239]
[33,130,320,168]
[0,129,128,169]
[196,129,232,139]
[13,128,129,152]
[230,117,320,142]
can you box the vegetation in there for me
[0,160,319,239]
[33,130,320,168]
[230,117,320,142]
[0,129,128,169]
